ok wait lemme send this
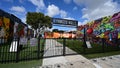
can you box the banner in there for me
[86,41,92,48]
[14,22,18,34]
[19,37,28,45]
[30,38,38,46]
[52,18,78,27]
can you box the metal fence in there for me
[0,37,45,63]
[0,37,120,63]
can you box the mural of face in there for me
[3,17,10,30]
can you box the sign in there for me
[10,41,18,52]
[52,18,78,27]
[19,37,28,45]
[30,38,38,46]
[86,41,92,48]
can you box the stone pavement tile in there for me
[64,55,87,61]
[42,56,67,66]
[66,60,96,68]
[65,55,96,68]
[34,65,53,68]
[91,55,120,68]
[54,63,67,68]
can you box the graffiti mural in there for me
[77,12,120,46]
[0,9,28,39]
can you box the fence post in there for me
[37,37,40,59]
[63,38,66,56]
[1,37,4,63]
[116,38,119,51]
[83,27,86,54]
[16,37,20,62]
[102,38,105,53]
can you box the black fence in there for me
[0,37,45,63]
[64,38,120,55]
[0,37,120,63]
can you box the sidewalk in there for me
[41,39,96,68]
[43,39,76,57]
[40,39,120,68]
[42,55,96,68]
[90,55,120,68]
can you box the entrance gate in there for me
[43,18,78,57]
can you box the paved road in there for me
[43,39,76,57]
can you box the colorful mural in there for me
[0,9,28,39]
[44,32,76,38]
[77,12,120,45]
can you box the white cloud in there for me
[73,0,120,21]
[78,20,88,26]
[73,6,77,10]
[19,0,25,3]
[47,4,60,17]
[60,10,67,18]
[64,17,75,20]
[47,4,67,18]
[64,0,71,4]
[4,0,13,2]
[10,6,26,23]
[29,0,45,12]
[10,6,26,13]
[21,17,26,23]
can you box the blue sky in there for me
[0,0,120,31]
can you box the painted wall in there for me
[44,32,76,38]
[77,12,120,39]
[0,9,28,39]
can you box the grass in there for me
[83,51,120,59]
[57,38,120,59]
[0,60,42,68]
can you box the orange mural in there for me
[44,32,76,38]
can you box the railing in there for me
[0,37,120,63]
[0,37,45,63]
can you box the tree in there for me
[52,29,59,32]
[26,12,52,30]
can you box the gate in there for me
[42,38,80,58]
[43,38,64,58]
[0,37,81,63]
[0,37,44,63]
[1,37,120,63]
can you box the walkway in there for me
[42,55,96,68]
[39,39,120,68]
[41,39,96,68]
[43,39,76,57]
[90,55,120,68]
